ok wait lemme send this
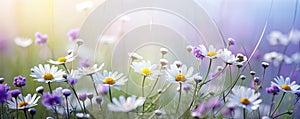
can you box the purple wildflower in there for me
[206,98,221,110]
[10,89,21,98]
[79,59,90,68]
[221,107,234,116]
[68,78,78,86]
[98,84,109,95]
[34,32,48,45]
[228,38,235,46]
[62,89,71,97]
[192,46,205,60]
[191,103,206,118]
[13,75,26,87]
[78,93,87,101]
[42,93,61,106]
[0,84,11,104]
[250,79,261,89]
[266,83,280,95]
[67,28,80,42]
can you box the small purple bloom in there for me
[34,32,48,45]
[62,89,71,97]
[192,46,205,60]
[95,96,103,104]
[228,37,235,46]
[78,93,87,101]
[67,28,80,42]
[68,78,78,86]
[266,83,280,95]
[191,103,206,118]
[10,89,21,98]
[206,98,221,110]
[221,107,234,116]
[0,84,11,104]
[13,75,26,87]
[98,84,109,95]
[250,79,261,89]
[28,108,36,115]
[182,84,192,91]
[79,59,90,68]
[42,93,61,106]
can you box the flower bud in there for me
[160,48,168,55]
[36,86,44,94]
[62,89,71,97]
[262,62,269,68]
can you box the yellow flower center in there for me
[18,101,29,107]
[281,84,291,90]
[240,98,250,105]
[207,51,217,57]
[104,77,115,85]
[141,68,151,76]
[43,73,54,80]
[175,73,186,82]
[123,103,131,108]
[57,57,67,62]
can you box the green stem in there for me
[108,86,113,102]
[202,59,213,83]
[89,75,99,95]
[176,82,182,117]
[268,94,275,116]
[69,85,84,111]
[62,63,70,74]
[15,97,19,119]
[188,82,199,109]
[48,82,53,94]
[65,96,70,119]
[243,108,246,119]
[142,76,146,113]
[271,92,286,117]
[23,109,28,119]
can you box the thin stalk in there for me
[188,82,199,109]
[69,86,84,111]
[268,94,275,116]
[62,64,70,74]
[89,75,99,95]
[23,109,28,119]
[1,104,4,119]
[54,106,59,119]
[224,67,241,97]
[271,92,286,117]
[243,108,246,119]
[108,86,113,102]
[196,59,213,97]
[82,101,87,114]
[48,82,53,94]
[142,76,146,113]
[65,96,70,119]
[15,97,19,119]
[176,82,182,116]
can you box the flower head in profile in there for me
[271,76,300,93]
[34,32,48,45]
[93,70,128,90]
[14,37,32,48]
[218,48,236,64]
[0,84,11,104]
[227,86,262,111]
[42,92,61,107]
[67,28,80,42]
[30,64,66,83]
[166,62,198,83]
[128,52,143,61]
[48,52,76,65]
[78,63,104,76]
[198,45,219,59]
[192,46,205,60]
[234,53,248,66]
[7,94,40,109]
[131,60,159,79]
[108,95,145,112]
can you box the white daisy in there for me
[93,70,128,90]
[166,62,198,83]
[48,52,76,65]
[198,45,219,59]
[7,94,40,110]
[30,64,66,83]
[227,86,262,111]
[271,76,300,93]
[78,63,104,76]
[131,60,159,79]
[108,95,145,112]
[14,37,32,48]
[66,70,81,80]
[218,48,236,64]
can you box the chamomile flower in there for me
[108,95,145,112]
[93,70,128,90]
[7,94,40,110]
[78,63,104,76]
[48,52,76,65]
[271,76,300,93]
[30,64,66,83]
[227,86,262,111]
[131,60,159,79]
[198,45,219,59]
[218,49,236,64]
[166,63,198,83]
